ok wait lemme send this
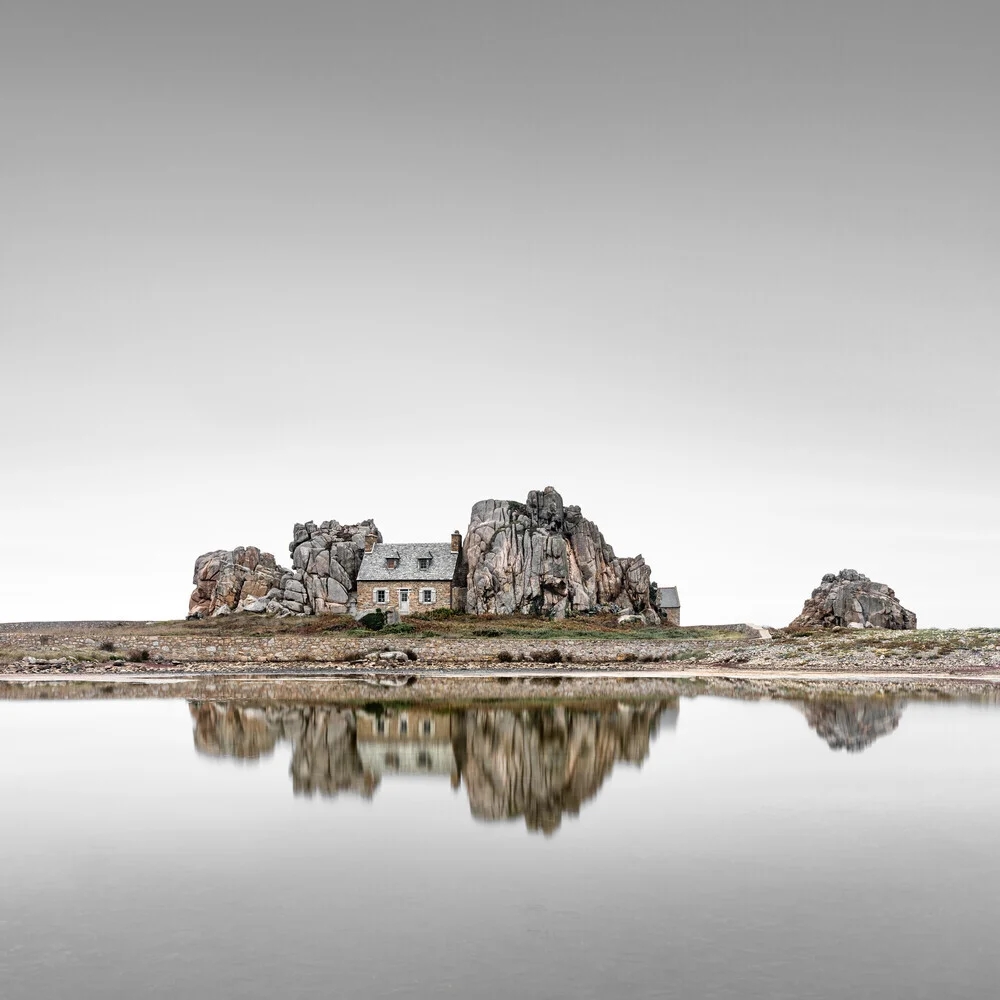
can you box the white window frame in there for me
[420,587,436,604]
[374,588,387,605]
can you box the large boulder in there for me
[281,519,381,614]
[189,546,285,618]
[789,569,917,630]
[464,486,652,617]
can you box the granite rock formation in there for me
[280,519,381,615]
[788,569,917,630]
[188,547,285,618]
[464,486,652,617]
[188,518,380,617]
[801,697,904,752]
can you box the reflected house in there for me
[355,709,459,784]
[801,697,905,752]
[190,698,676,833]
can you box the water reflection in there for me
[190,700,677,833]
[189,693,911,830]
[800,697,905,752]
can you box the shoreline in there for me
[2,619,998,683]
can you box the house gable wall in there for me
[357,579,454,615]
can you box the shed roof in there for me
[358,542,459,582]
[658,586,680,609]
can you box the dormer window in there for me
[385,558,397,569]
[418,557,431,569]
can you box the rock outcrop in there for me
[464,486,652,617]
[801,697,904,752]
[281,519,381,615]
[189,546,285,618]
[788,569,917,630]
[188,518,380,617]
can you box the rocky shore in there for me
[1,619,998,678]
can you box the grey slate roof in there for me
[358,542,459,583]
[658,586,680,609]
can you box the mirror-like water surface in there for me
[2,690,999,999]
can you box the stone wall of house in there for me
[661,608,680,627]
[356,581,455,615]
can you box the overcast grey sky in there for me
[2,1,997,626]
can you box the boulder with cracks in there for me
[189,546,285,618]
[464,486,652,617]
[789,569,917,630]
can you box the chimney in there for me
[365,531,378,554]
[451,530,462,553]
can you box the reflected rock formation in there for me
[190,703,281,760]
[454,704,671,834]
[189,702,376,797]
[190,699,675,832]
[801,697,904,752]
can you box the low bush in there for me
[359,610,385,632]
[530,648,564,663]
[126,648,150,663]
[99,640,116,652]
[497,650,514,663]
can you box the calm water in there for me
[2,690,1000,999]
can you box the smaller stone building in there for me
[356,531,465,616]
[658,586,681,626]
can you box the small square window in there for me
[422,589,433,603]
[418,558,430,569]
[385,558,397,569]
[375,589,387,604]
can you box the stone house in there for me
[658,586,681,626]
[356,531,465,616]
